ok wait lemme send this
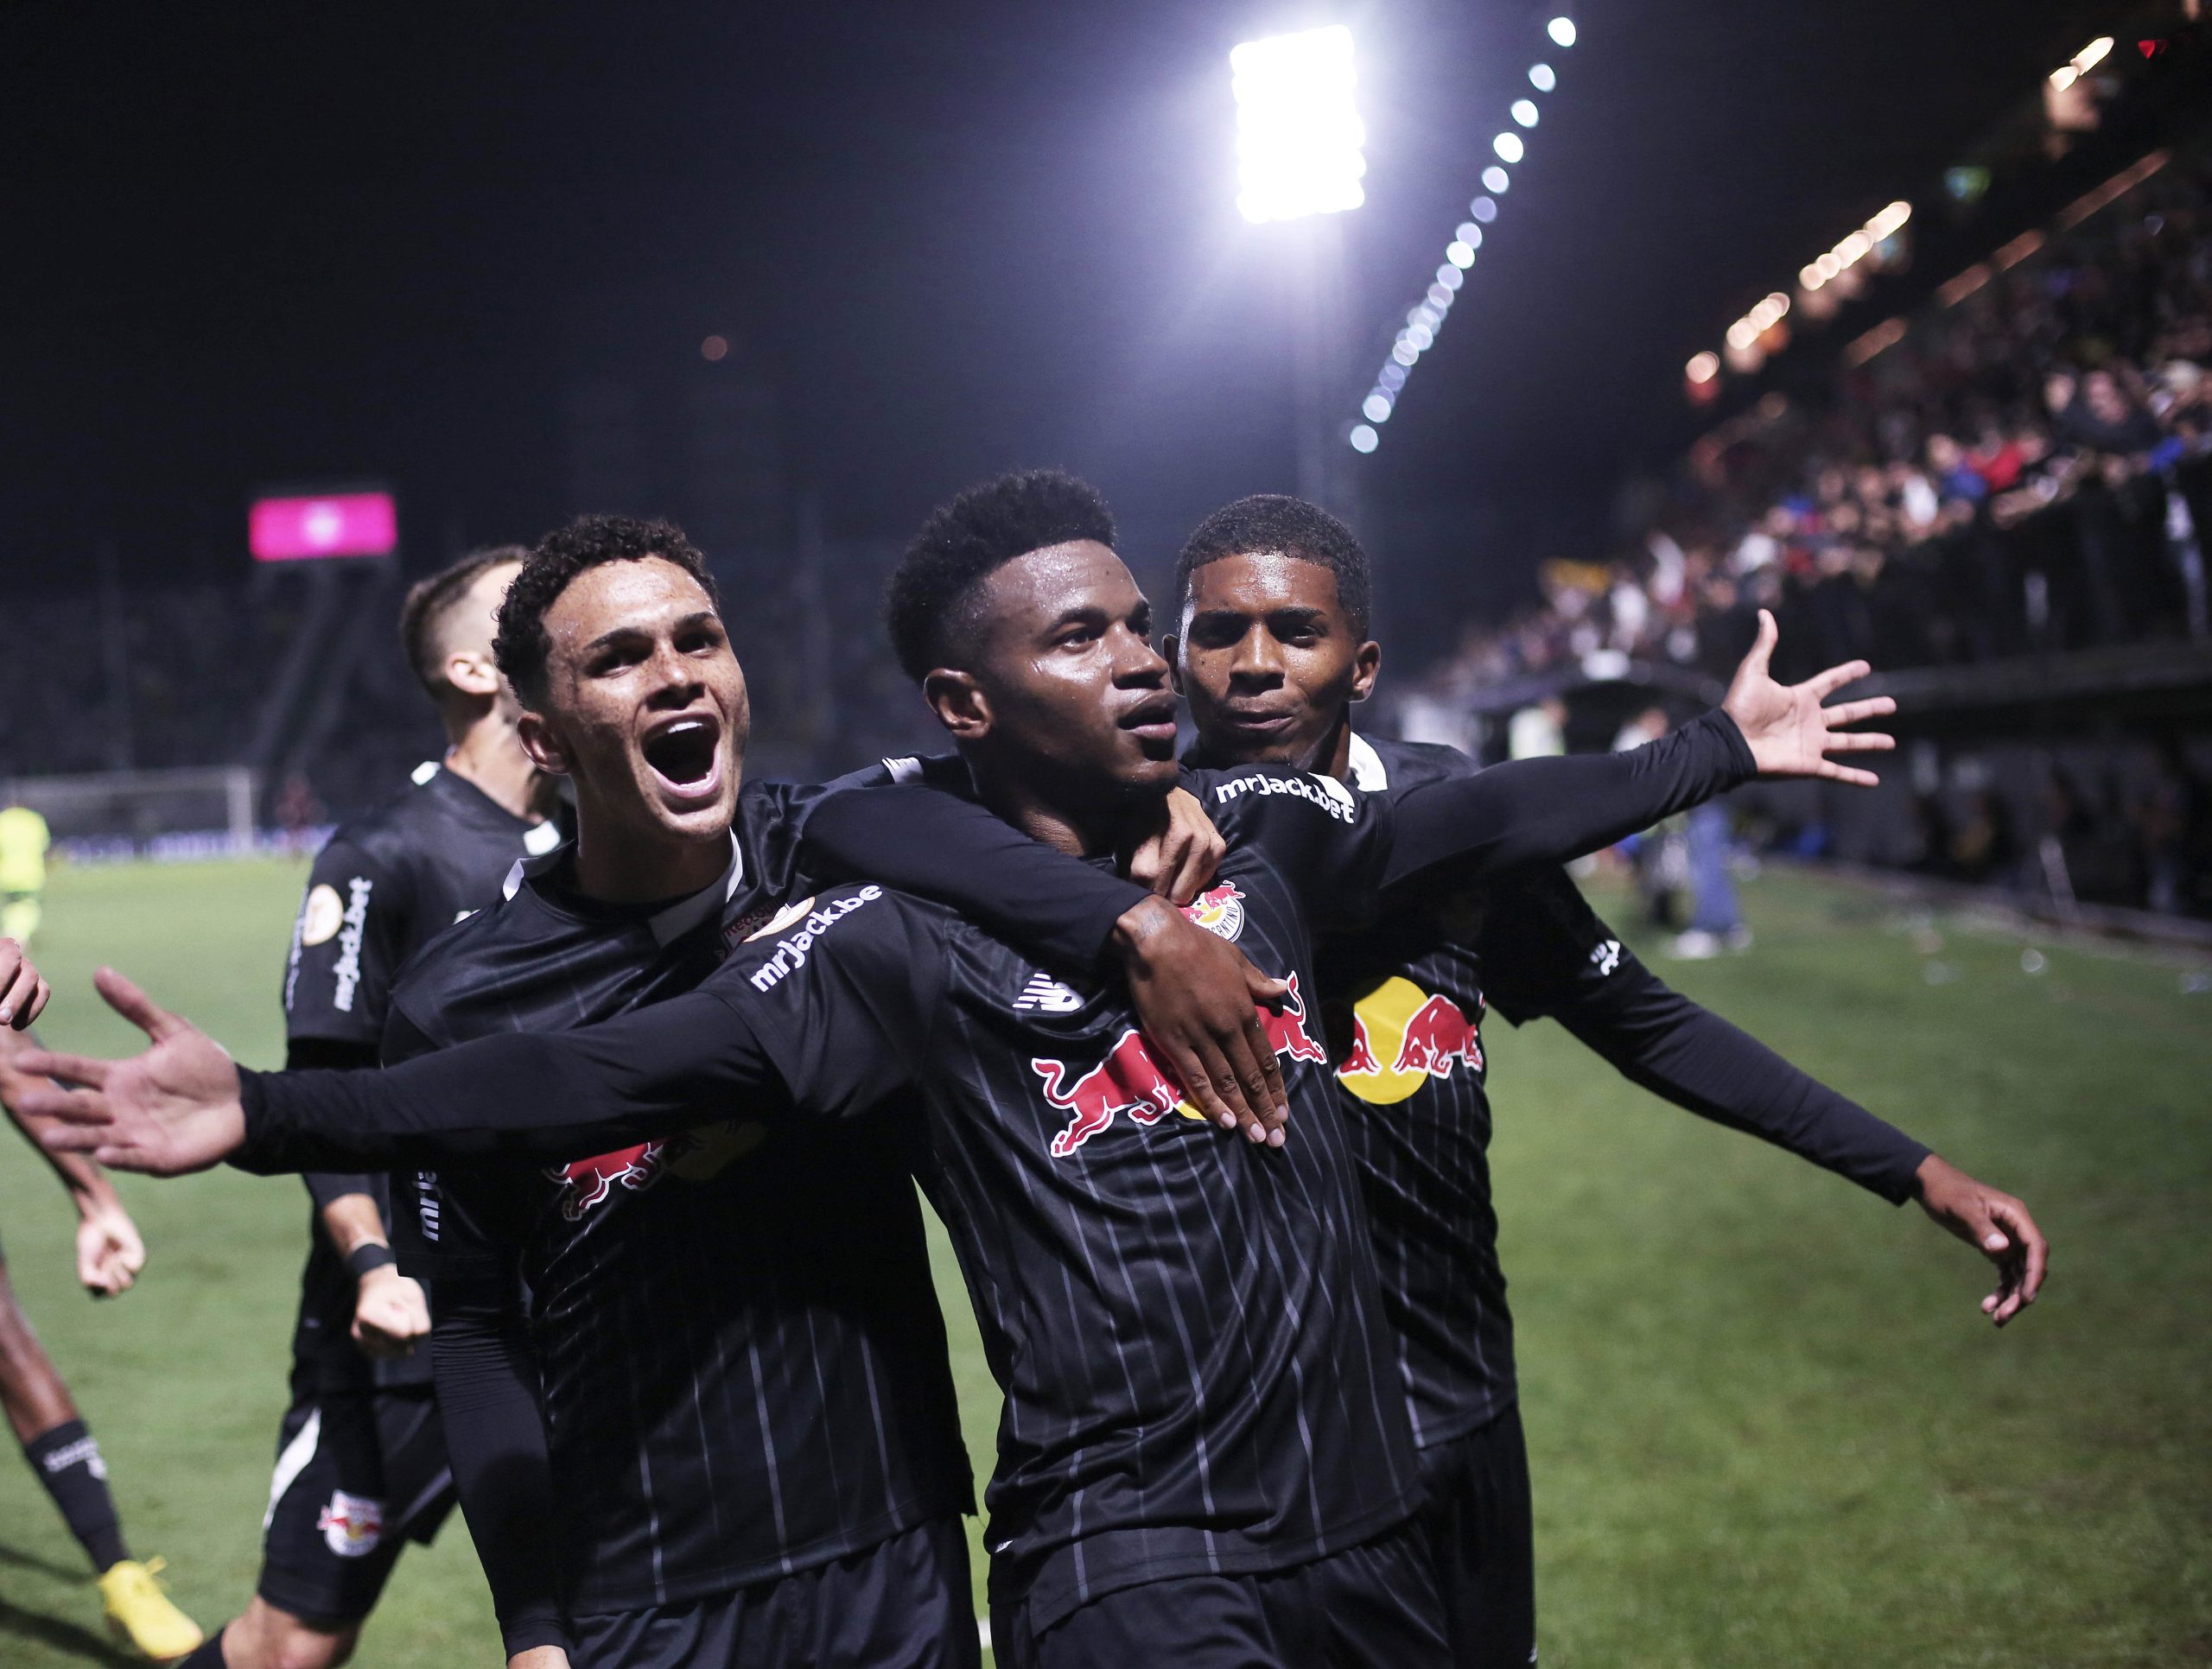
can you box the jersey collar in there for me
[1344,730,1388,793]
[500,830,746,947]
[645,834,747,946]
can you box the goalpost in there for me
[0,765,261,860]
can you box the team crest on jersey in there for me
[550,1142,667,1220]
[1180,882,1245,942]
[318,1490,383,1558]
[1336,976,1484,1104]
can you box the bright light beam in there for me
[1232,27,1368,224]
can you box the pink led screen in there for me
[249,492,397,561]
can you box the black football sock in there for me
[22,1418,130,1572]
[177,1625,232,1668]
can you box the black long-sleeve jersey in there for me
[1314,733,1932,1446]
[236,714,1759,1630]
[281,761,561,1391]
[382,781,979,1616]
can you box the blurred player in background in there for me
[0,1013,205,1659]
[1166,493,2048,1668]
[180,547,560,1669]
[0,794,51,947]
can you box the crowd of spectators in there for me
[1422,152,2212,701]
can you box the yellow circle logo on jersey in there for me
[299,884,345,948]
[1336,975,1484,1105]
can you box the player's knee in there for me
[264,1621,359,1669]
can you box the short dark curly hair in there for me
[494,515,719,710]
[398,545,531,705]
[886,469,1116,682]
[1173,494,1371,638]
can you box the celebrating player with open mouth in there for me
[27,469,1904,1669]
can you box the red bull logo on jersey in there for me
[1034,972,1325,1156]
[1180,881,1246,942]
[317,1489,384,1558]
[1336,976,1484,1105]
[550,1141,667,1220]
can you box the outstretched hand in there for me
[1721,609,1897,785]
[13,968,247,1177]
[1913,1153,2049,1327]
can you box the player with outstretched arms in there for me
[1160,494,2048,1667]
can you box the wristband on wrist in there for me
[346,1242,398,1281]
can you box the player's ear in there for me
[444,647,502,701]
[923,669,991,740]
[516,710,571,777]
[1348,638,1381,703]
[1162,636,1185,695]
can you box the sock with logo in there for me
[177,1625,232,1669]
[23,1418,130,1571]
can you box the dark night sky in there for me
[1,0,2111,630]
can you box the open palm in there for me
[1721,610,1897,785]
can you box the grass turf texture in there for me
[0,854,2205,1666]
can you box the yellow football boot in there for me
[99,1557,205,1659]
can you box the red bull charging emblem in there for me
[550,1141,667,1220]
[1033,972,1325,1157]
[1336,975,1483,1105]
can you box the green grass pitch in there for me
[1,854,2206,1665]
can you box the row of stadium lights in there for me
[1683,34,2120,397]
[1349,16,1578,454]
[1684,198,1913,392]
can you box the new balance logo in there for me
[1013,974,1084,1013]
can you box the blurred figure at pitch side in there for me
[1166,493,2048,1668]
[0,958,203,1659]
[0,795,51,947]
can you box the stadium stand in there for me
[1408,143,2212,921]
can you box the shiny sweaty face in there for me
[534,556,750,841]
[1171,551,1374,769]
[966,540,1183,800]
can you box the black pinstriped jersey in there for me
[690,771,1425,1631]
[385,783,971,1614]
[1315,734,1636,1444]
[282,763,559,1390]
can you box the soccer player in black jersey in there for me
[376,514,1270,1669]
[185,546,561,1669]
[29,472,1895,1669]
[1160,493,2050,1666]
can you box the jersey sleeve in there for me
[283,837,409,1047]
[235,889,944,1173]
[1379,710,1758,891]
[1473,868,1638,1025]
[797,777,1149,972]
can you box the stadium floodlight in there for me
[1231,26,1368,223]
[1493,132,1524,163]
[1547,16,1576,47]
[1529,63,1556,92]
[1482,166,1510,192]
[1348,422,1379,453]
[1510,98,1539,127]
